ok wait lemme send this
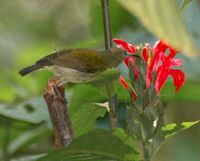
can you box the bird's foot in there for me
[46,77,64,96]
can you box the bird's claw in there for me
[46,77,62,95]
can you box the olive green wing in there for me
[37,49,109,73]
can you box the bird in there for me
[19,47,126,86]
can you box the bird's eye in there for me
[123,51,128,56]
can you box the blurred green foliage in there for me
[38,129,141,161]
[0,0,200,161]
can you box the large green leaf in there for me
[117,0,199,56]
[37,128,141,161]
[68,84,107,137]
[87,68,121,98]
[161,121,199,138]
[152,121,199,155]
[0,98,49,124]
[7,128,51,157]
[178,0,193,10]
[126,106,142,139]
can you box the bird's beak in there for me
[123,51,133,56]
[126,53,141,59]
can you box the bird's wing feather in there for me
[36,49,108,73]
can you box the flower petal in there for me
[146,41,167,88]
[146,69,152,88]
[170,58,183,66]
[169,69,185,92]
[124,57,131,67]
[142,47,149,62]
[112,39,137,53]
[124,57,139,80]
[154,67,170,94]
[151,40,168,71]
[119,76,129,90]
[146,40,181,89]
[131,91,137,101]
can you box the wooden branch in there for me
[44,79,73,147]
[102,0,118,129]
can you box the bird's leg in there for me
[46,77,64,97]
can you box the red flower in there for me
[131,91,137,101]
[113,39,139,80]
[142,43,152,62]
[124,57,139,80]
[145,40,185,94]
[119,76,137,101]
[119,76,129,90]
[114,38,185,101]
[112,39,137,53]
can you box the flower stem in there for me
[143,141,151,161]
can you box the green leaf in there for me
[117,0,199,56]
[178,0,193,10]
[161,121,199,138]
[7,128,51,157]
[88,69,120,84]
[37,128,141,161]
[140,110,155,140]
[0,98,50,124]
[68,84,107,137]
[126,106,142,139]
[11,154,46,161]
[152,120,199,155]
[87,68,121,98]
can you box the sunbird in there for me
[19,47,126,85]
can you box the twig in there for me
[44,79,73,147]
[101,0,118,129]
[101,0,112,49]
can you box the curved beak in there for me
[126,52,141,59]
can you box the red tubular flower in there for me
[113,39,139,80]
[115,38,184,100]
[142,47,149,62]
[112,39,137,53]
[119,76,138,101]
[124,57,139,80]
[131,91,137,101]
[119,76,129,90]
[142,43,152,62]
[145,40,185,94]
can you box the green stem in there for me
[105,82,118,129]
[143,141,150,161]
[108,94,118,129]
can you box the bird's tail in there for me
[19,64,42,76]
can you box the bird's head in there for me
[108,47,127,62]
